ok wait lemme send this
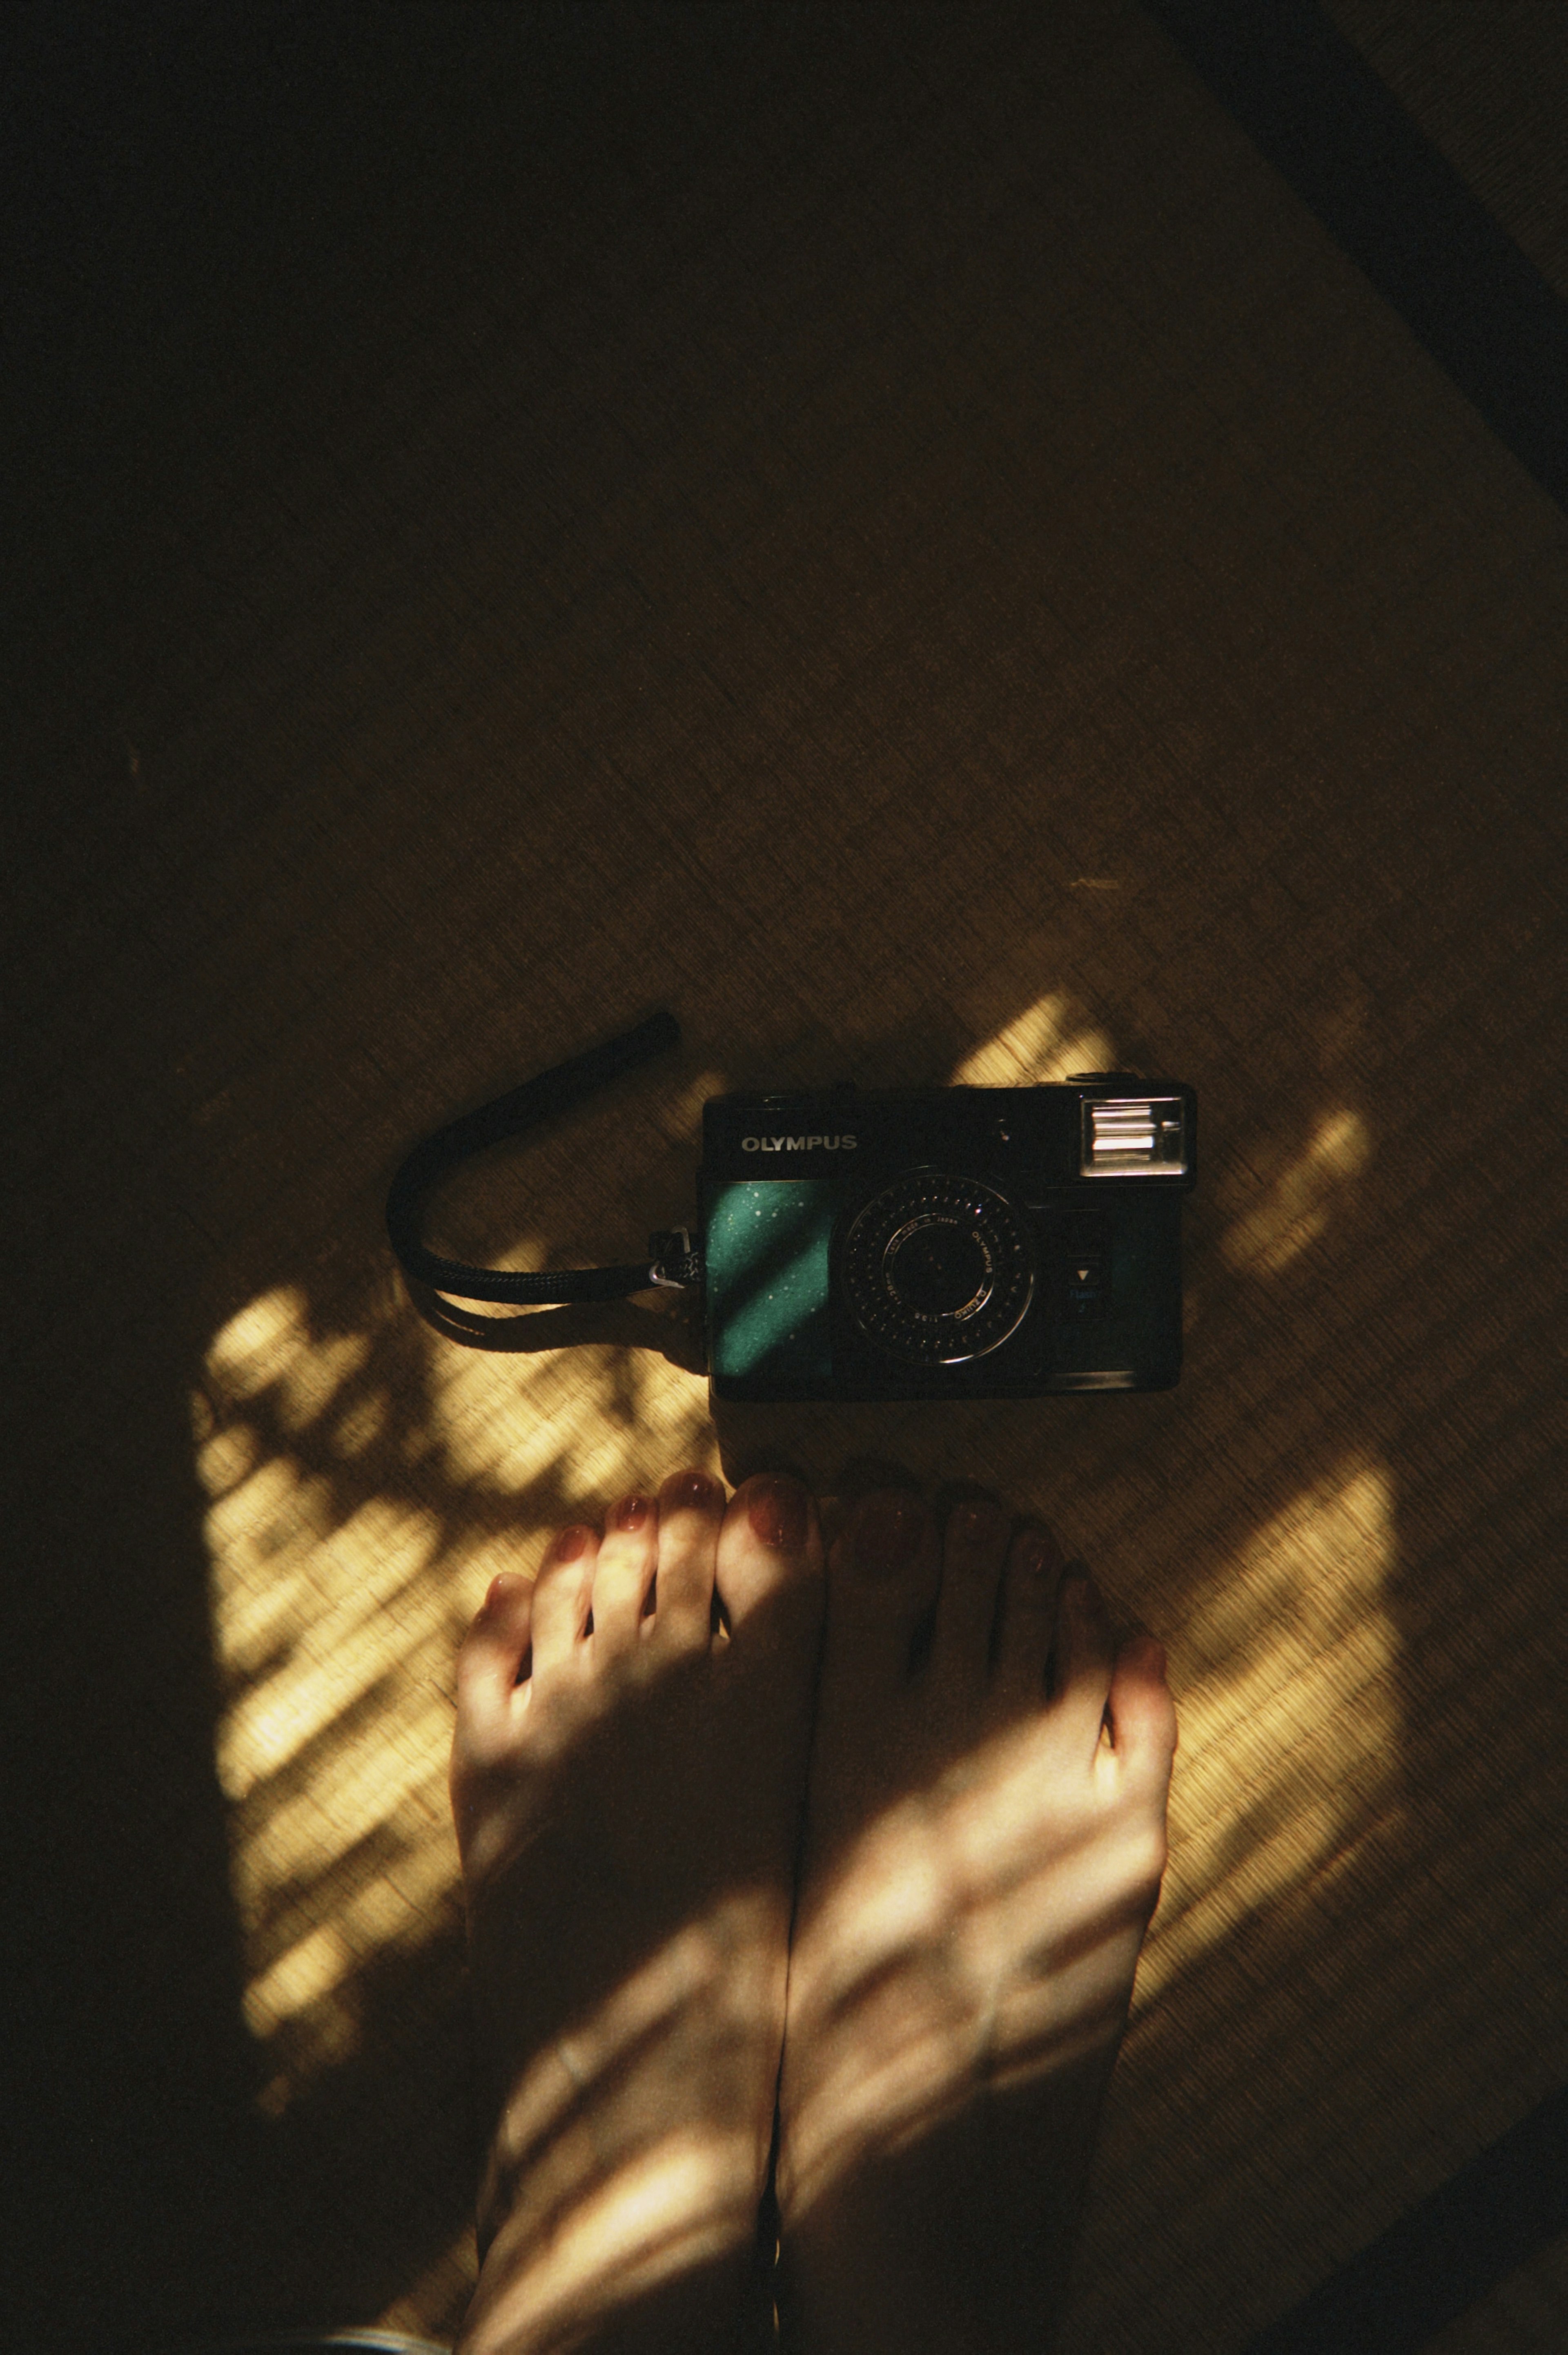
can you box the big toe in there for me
[1107,1631,1179,1796]
[795,1490,942,1878]
[715,1474,825,1638]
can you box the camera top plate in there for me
[700,1079,1195,1194]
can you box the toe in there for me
[1106,1633,1179,1791]
[587,1492,659,1656]
[715,1474,824,1633]
[1053,1562,1116,1757]
[528,1524,596,1670]
[930,1494,1010,1688]
[989,1521,1066,1716]
[451,1572,535,1871]
[820,1489,941,1702]
[645,1468,727,1648]
[456,1571,534,1737]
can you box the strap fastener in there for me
[648,1228,704,1290]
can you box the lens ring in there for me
[882,1211,994,1320]
[841,1174,1035,1365]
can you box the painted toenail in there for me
[666,1471,721,1513]
[1017,1527,1063,1578]
[552,1525,591,1562]
[854,1493,924,1574]
[483,1573,518,1612]
[748,1476,809,1551]
[612,1494,650,1532]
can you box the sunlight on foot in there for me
[451,1468,824,2355]
[776,1490,1177,2355]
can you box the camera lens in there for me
[885,1216,991,1316]
[842,1174,1035,1365]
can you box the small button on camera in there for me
[1061,1211,1110,1318]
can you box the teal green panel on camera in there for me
[704,1180,835,1383]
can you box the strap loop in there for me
[386,1010,697,1306]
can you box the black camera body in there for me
[698,1075,1196,1403]
[386,1013,1196,1409]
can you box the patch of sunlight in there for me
[478,1898,775,2349]
[207,1284,310,1394]
[215,1498,444,1796]
[245,1919,354,2038]
[430,1316,710,1494]
[384,1903,777,2339]
[210,1283,372,1414]
[1222,1107,1371,1275]
[197,1251,716,2119]
[950,991,1117,1088]
[483,2122,760,2352]
[1140,1457,1404,2000]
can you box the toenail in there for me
[483,1573,518,1612]
[665,1470,721,1514]
[747,1476,809,1551]
[552,1525,591,1562]
[612,1494,650,1532]
[854,1493,924,1575]
[1016,1527,1063,1579]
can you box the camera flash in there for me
[1082,1097,1189,1176]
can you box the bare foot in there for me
[775,1488,1177,2355]
[451,1467,824,2355]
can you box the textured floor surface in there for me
[6,4,1565,2350]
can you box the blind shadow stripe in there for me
[1242,2083,1568,2353]
[1144,0,1568,512]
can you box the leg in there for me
[776,1487,1177,2355]
[451,1467,824,2355]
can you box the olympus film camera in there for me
[387,1011,1196,1403]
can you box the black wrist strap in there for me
[386,1010,699,1306]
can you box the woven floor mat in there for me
[7,5,1565,2350]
